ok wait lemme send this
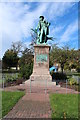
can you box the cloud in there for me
[0,2,49,58]
[20,3,49,37]
[0,0,79,2]
[45,2,75,21]
[0,2,77,58]
[59,20,78,44]
[50,25,65,36]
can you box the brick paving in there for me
[3,82,79,94]
[3,93,51,119]
[2,80,79,119]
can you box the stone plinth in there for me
[30,44,52,81]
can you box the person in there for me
[35,16,50,44]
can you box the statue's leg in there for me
[37,32,41,44]
[36,33,39,44]
[38,32,40,43]
[40,29,43,43]
[44,29,47,43]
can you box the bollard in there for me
[30,79,31,93]
[2,76,4,90]
[66,79,67,94]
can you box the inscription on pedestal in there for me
[36,54,48,63]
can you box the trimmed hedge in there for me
[51,72,67,80]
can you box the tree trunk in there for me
[61,64,64,74]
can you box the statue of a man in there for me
[35,16,51,44]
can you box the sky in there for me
[0,1,79,58]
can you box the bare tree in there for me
[11,41,23,55]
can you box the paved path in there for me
[2,80,79,119]
[3,93,51,119]
[4,82,79,94]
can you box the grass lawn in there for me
[0,80,2,84]
[2,91,25,117]
[50,94,78,119]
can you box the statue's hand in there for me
[31,28,37,33]
[49,22,51,25]
[35,29,37,32]
[46,22,51,26]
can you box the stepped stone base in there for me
[30,44,56,85]
[25,79,56,86]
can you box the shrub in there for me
[5,74,18,83]
[51,72,67,80]
[68,77,77,85]
[76,66,80,73]
[2,74,24,87]
[20,63,33,79]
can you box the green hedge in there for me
[2,69,19,73]
[51,72,67,80]
[20,63,33,79]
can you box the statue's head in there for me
[39,16,44,21]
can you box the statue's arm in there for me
[47,21,51,26]
[35,22,40,31]
[45,20,51,26]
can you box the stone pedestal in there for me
[30,44,52,81]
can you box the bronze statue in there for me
[32,16,53,44]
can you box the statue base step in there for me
[25,79,56,86]
[30,74,52,81]
[30,74,56,86]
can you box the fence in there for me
[1,73,80,93]
[2,73,18,89]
